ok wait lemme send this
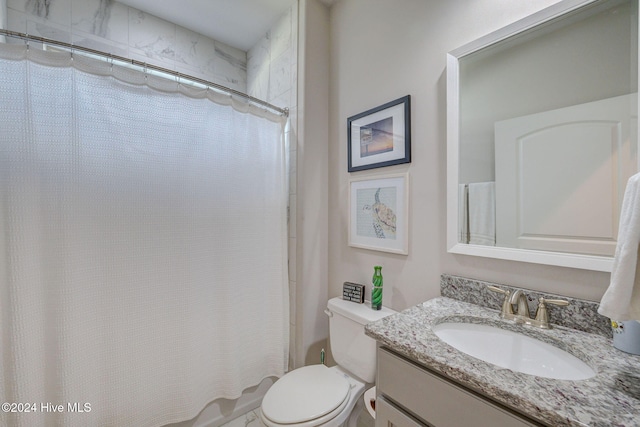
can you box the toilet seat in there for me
[261,365,351,427]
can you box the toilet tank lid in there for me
[327,297,396,325]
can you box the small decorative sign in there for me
[342,282,365,303]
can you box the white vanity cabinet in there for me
[375,347,545,427]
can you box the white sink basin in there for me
[432,322,595,380]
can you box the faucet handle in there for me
[540,298,569,307]
[487,285,513,317]
[534,297,569,328]
[487,285,507,295]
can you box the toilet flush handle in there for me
[324,308,333,317]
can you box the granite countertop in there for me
[365,297,640,427]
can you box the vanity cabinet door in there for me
[377,347,544,427]
[376,396,430,427]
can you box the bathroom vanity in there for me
[366,275,640,427]
[376,348,541,426]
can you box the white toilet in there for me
[260,297,396,427]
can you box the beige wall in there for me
[296,0,330,367]
[326,0,611,313]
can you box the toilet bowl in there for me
[260,365,365,427]
[259,297,396,427]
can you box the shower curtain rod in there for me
[0,29,289,117]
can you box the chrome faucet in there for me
[509,290,530,320]
[488,286,568,329]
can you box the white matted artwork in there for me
[349,173,409,255]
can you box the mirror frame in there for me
[446,0,637,272]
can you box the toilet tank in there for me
[326,297,396,383]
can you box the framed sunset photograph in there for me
[347,95,411,172]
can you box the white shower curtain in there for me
[0,44,289,427]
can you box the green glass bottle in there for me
[371,266,383,310]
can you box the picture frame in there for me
[347,95,411,172]
[348,173,409,255]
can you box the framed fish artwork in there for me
[348,173,409,255]
[347,95,411,172]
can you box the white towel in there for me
[599,173,640,321]
[468,182,496,246]
[459,184,469,244]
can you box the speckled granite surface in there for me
[441,274,612,338]
[365,297,640,426]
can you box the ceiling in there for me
[118,0,336,52]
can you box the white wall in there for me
[326,0,611,315]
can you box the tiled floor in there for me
[220,406,375,427]
[358,409,375,427]
[220,409,266,427]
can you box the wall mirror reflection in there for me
[447,0,638,271]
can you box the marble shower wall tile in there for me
[7,0,249,92]
[270,10,290,61]
[7,0,70,43]
[9,0,71,28]
[175,26,217,75]
[71,0,128,45]
[128,9,175,62]
[6,6,27,33]
[269,48,291,104]
[27,18,72,43]
[247,32,271,101]
[0,0,7,28]
[246,5,297,108]
[213,41,247,88]
[71,31,128,57]
[269,89,291,110]
[0,0,6,44]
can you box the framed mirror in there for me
[447,0,638,272]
